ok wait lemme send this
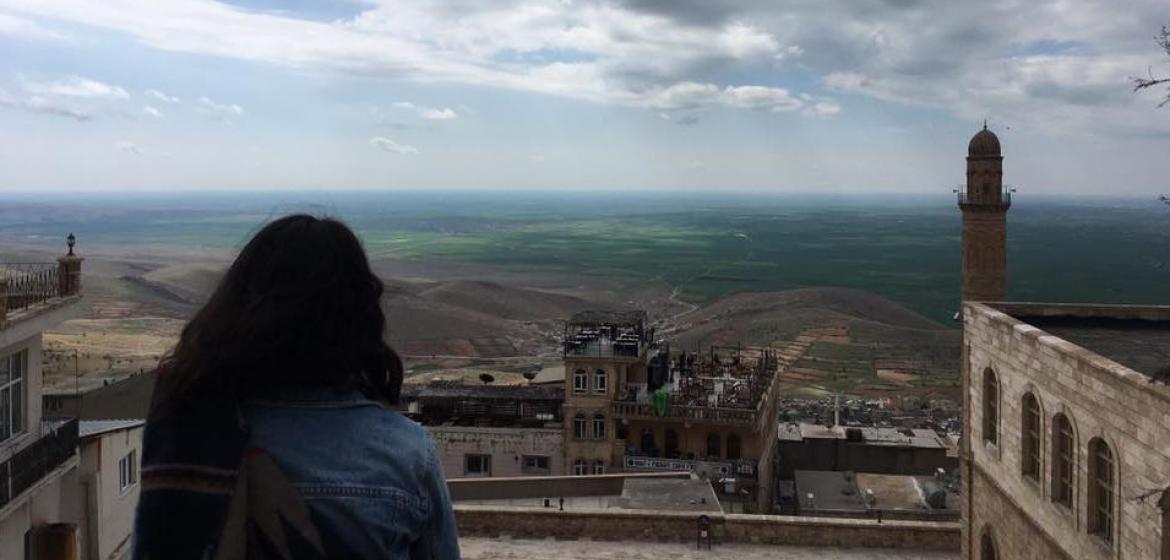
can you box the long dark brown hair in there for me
[151,214,402,411]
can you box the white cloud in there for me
[0,87,90,120]
[419,107,456,120]
[143,105,163,118]
[22,75,129,99]
[145,89,181,104]
[392,101,458,120]
[720,85,802,112]
[0,12,67,40]
[115,140,143,155]
[0,0,807,116]
[369,136,418,154]
[198,96,244,120]
[648,82,806,113]
[3,0,1169,132]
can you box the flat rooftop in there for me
[460,538,957,559]
[401,383,565,403]
[777,423,947,449]
[992,303,1170,379]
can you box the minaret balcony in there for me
[957,190,1011,207]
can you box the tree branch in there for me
[1133,26,1170,107]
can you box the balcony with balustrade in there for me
[0,418,79,512]
[0,236,83,340]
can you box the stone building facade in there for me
[962,301,1170,559]
[430,425,564,478]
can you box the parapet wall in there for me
[448,471,687,501]
[454,505,959,551]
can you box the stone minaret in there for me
[960,123,1010,302]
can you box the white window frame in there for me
[593,369,607,393]
[592,461,606,475]
[573,369,588,393]
[573,414,587,439]
[464,454,492,477]
[119,450,138,493]
[592,414,606,440]
[573,459,587,476]
[0,350,27,444]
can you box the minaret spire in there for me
[959,125,1010,303]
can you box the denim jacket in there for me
[241,387,461,560]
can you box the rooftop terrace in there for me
[992,302,1170,379]
[564,309,655,360]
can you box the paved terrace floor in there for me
[460,537,958,559]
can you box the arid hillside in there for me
[34,249,960,400]
[665,287,960,399]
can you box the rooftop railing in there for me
[622,455,757,479]
[0,418,79,508]
[0,238,83,325]
[612,400,757,426]
[0,263,61,314]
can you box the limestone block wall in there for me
[963,302,1170,560]
[454,505,960,551]
[429,426,565,478]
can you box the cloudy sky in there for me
[0,0,1168,193]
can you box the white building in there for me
[69,420,144,560]
[1,248,85,559]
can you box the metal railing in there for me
[623,455,756,478]
[956,190,1011,205]
[0,263,62,313]
[612,400,757,426]
[0,418,78,508]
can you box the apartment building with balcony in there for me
[562,310,783,513]
[1,242,85,558]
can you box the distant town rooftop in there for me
[793,470,958,517]
[568,309,647,327]
[990,302,1170,379]
[777,422,948,450]
[401,382,564,401]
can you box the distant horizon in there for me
[2,189,1167,324]
[0,188,1166,200]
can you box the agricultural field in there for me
[4,191,1168,397]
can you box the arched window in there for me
[980,530,997,560]
[594,368,607,393]
[664,429,679,458]
[982,368,999,446]
[706,433,721,458]
[573,459,586,476]
[592,460,606,475]
[1021,392,1041,481]
[1051,413,1075,507]
[592,414,606,439]
[573,369,587,392]
[726,434,742,460]
[1088,438,1115,544]
[573,413,587,439]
